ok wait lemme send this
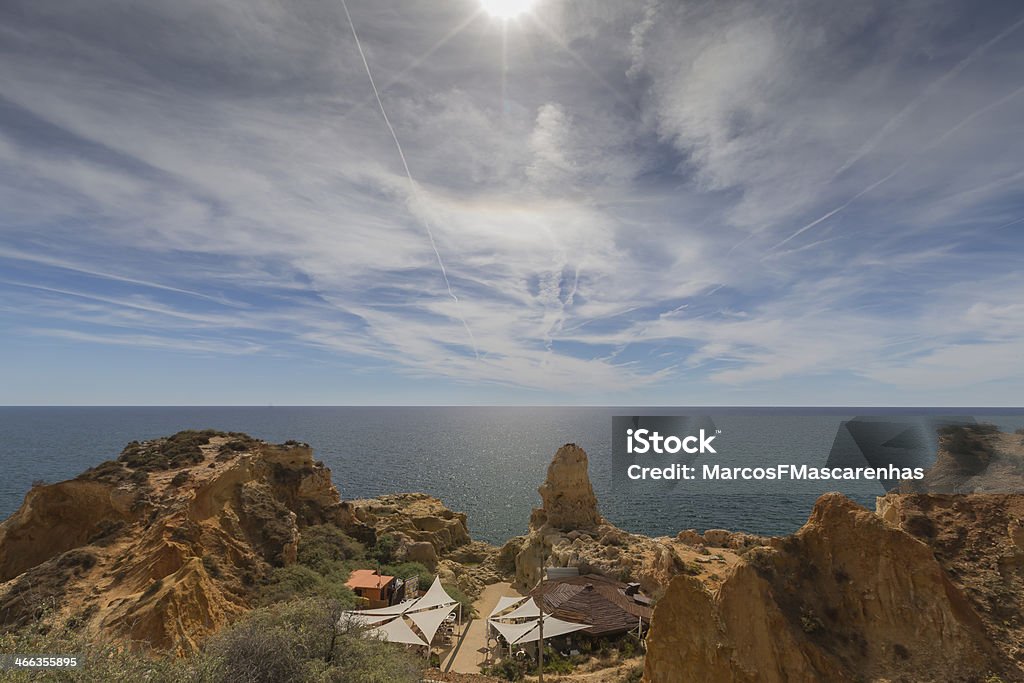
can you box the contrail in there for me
[831,12,1024,180]
[773,81,1024,251]
[340,0,479,358]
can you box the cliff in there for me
[642,425,1024,683]
[0,431,363,654]
[346,492,502,596]
[643,493,1007,682]
[501,443,752,595]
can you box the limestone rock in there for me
[644,493,1005,682]
[533,443,603,531]
[503,443,738,594]
[0,434,351,654]
[877,491,1024,671]
[701,529,732,547]
[676,529,702,545]
[347,493,471,555]
[404,541,438,565]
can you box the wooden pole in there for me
[535,574,545,683]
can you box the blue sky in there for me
[1,0,1023,405]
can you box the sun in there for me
[480,0,536,19]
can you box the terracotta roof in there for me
[529,574,653,637]
[345,569,395,590]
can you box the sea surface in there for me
[2,407,1023,544]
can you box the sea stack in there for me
[529,443,603,532]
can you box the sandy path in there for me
[443,581,523,674]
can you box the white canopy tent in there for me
[488,595,527,619]
[486,597,592,659]
[408,603,458,645]
[342,576,462,652]
[342,611,393,627]
[345,601,413,617]
[365,615,428,646]
[488,617,539,645]
[512,615,590,644]
[497,597,541,621]
[414,576,459,610]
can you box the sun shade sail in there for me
[488,618,539,644]
[342,611,394,627]
[408,603,457,645]
[344,601,412,618]
[512,616,590,644]
[365,616,428,646]
[414,576,458,610]
[488,595,527,619]
[496,597,541,621]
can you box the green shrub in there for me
[484,658,528,681]
[297,525,365,574]
[205,599,420,683]
[257,565,356,606]
[119,430,225,471]
[0,626,200,682]
[441,583,476,619]
[367,534,399,564]
[380,562,432,596]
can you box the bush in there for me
[1,599,420,683]
[119,430,226,471]
[257,565,356,606]
[297,525,365,574]
[938,423,998,461]
[0,605,205,683]
[484,658,528,681]
[205,599,420,683]
[367,534,399,564]
[380,562,432,596]
[441,583,476,619]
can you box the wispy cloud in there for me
[1,0,1022,403]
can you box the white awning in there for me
[365,616,428,646]
[488,618,539,645]
[496,597,541,621]
[512,616,590,644]
[488,595,527,619]
[407,603,457,645]
[413,576,458,610]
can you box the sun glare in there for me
[480,0,536,19]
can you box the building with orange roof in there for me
[346,569,401,608]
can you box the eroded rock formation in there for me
[346,492,502,597]
[644,493,1011,683]
[0,433,359,654]
[501,443,747,594]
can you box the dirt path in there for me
[443,581,523,674]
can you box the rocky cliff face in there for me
[501,443,748,594]
[878,492,1024,670]
[644,493,1011,683]
[346,492,502,597]
[0,432,360,654]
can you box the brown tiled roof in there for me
[528,574,652,637]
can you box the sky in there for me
[1,0,1023,406]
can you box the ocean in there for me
[2,407,1022,544]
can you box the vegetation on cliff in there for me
[1,598,421,683]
